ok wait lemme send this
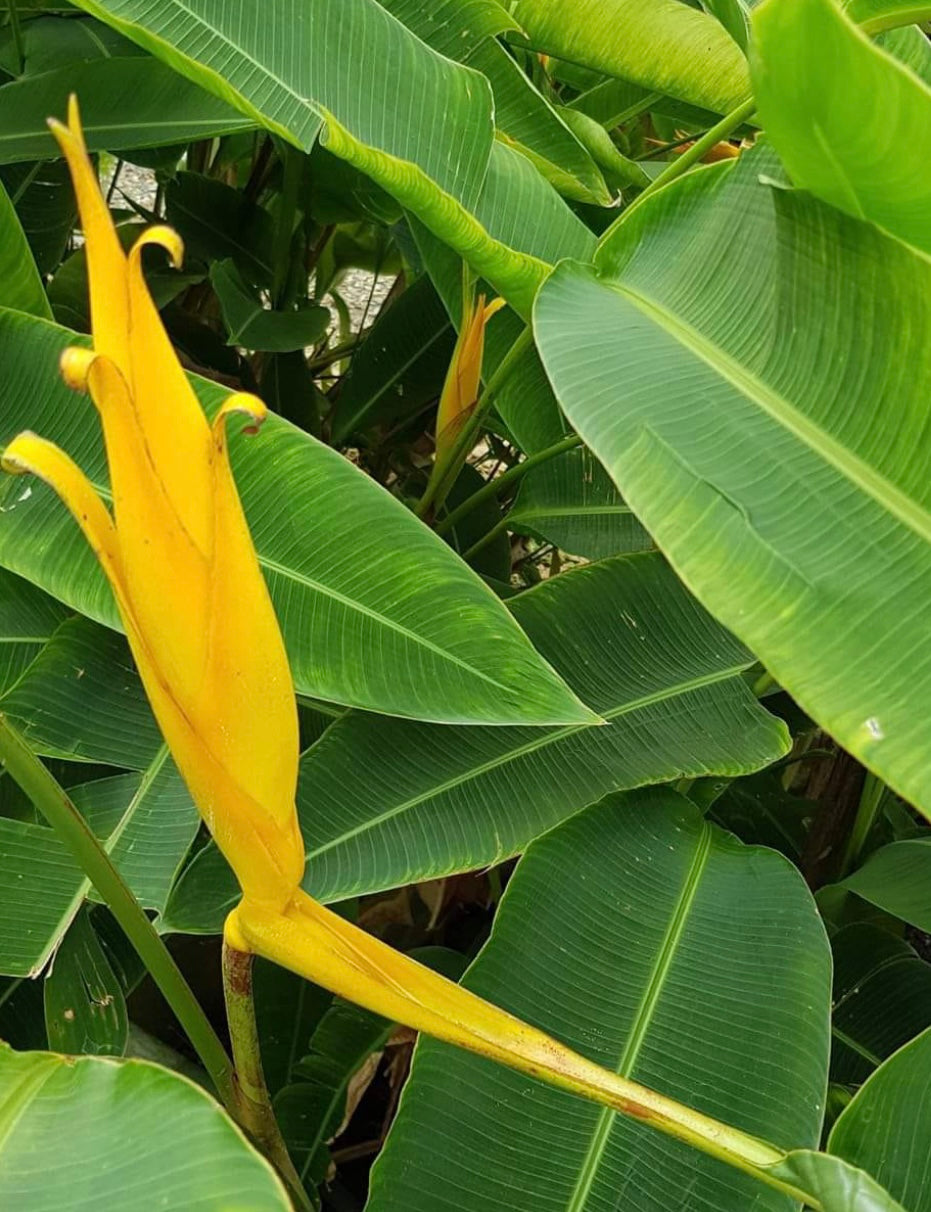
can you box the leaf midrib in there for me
[307,664,748,861]
[565,821,712,1212]
[611,281,931,546]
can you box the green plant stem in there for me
[637,129,714,161]
[272,143,303,307]
[752,670,777,697]
[461,515,510,562]
[599,96,757,244]
[860,4,931,32]
[416,327,534,521]
[0,713,237,1114]
[6,0,24,75]
[839,771,885,878]
[222,940,314,1211]
[436,433,583,537]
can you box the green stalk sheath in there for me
[599,96,757,244]
[272,143,303,307]
[839,772,886,877]
[0,713,237,1113]
[222,941,314,1211]
[5,0,24,75]
[436,433,584,536]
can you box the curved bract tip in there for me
[59,346,96,392]
[214,392,269,439]
[130,225,185,273]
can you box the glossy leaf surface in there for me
[0,309,590,726]
[0,1046,290,1209]
[535,148,931,817]
[752,0,931,255]
[370,790,830,1212]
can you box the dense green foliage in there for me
[0,1,930,1209]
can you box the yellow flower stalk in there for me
[1,99,798,1202]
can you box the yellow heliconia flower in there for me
[1,98,303,908]
[434,290,506,469]
[1,101,789,1194]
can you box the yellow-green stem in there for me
[222,939,315,1211]
[436,432,583,537]
[5,0,24,74]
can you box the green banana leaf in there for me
[0,759,198,975]
[66,0,590,313]
[0,57,253,165]
[840,840,931,930]
[533,146,931,819]
[0,1045,290,1209]
[769,1152,906,1212]
[43,908,128,1056]
[0,307,592,727]
[2,616,162,768]
[0,569,67,695]
[844,0,931,35]
[0,179,52,319]
[752,0,931,256]
[828,1026,931,1209]
[508,0,751,113]
[830,924,931,1085]
[507,447,651,560]
[369,789,830,1211]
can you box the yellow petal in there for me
[139,686,305,907]
[193,395,301,844]
[50,101,213,556]
[47,97,130,374]
[2,430,301,906]
[434,293,504,466]
[126,227,213,556]
[75,351,210,702]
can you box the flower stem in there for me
[436,432,583,537]
[599,96,757,245]
[222,939,315,1211]
[0,713,237,1113]
[839,771,886,878]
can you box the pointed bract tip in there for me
[67,93,81,135]
[47,95,85,157]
